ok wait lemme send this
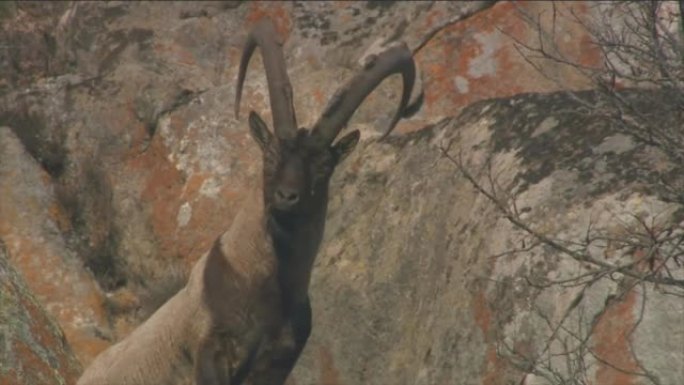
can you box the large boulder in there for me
[0,242,82,385]
[293,91,684,384]
[0,127,112,365]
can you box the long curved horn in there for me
[311,42,419,145]
[235,19,297,140]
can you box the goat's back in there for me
[77,286,208,385]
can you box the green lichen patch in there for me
[460,90,682,202]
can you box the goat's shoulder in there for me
[190,192,280,320]
[216,193,276,283]
[77,289,206,385]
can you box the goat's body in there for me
[77,284,205,384]
[242,204,327,385]
[78,195,281,385]
[79,17,419,384]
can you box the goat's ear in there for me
[332,130,360,163]
[248,111,273,151]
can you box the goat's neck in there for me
[266,198,329,309]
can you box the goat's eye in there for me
[309,157,332,183]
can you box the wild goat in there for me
[77,18,420,385]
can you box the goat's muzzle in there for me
[274,186,300,209]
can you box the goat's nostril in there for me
[286,192,299,203]
[276,189,299,205]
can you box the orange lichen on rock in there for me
[0,247,82,385]
[0,233,111,364]
[246,2,292,39]
[472,290,511,385]
[0,130,112,365]
[592,289,640,385]
[127,132,184,261]
[153,40,198,67]
[415,1,602,121]
[318,346,343,385]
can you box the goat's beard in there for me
[267,206,298,236]
[266,208,299,264]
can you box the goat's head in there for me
[235,19,420,216]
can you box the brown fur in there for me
[77,195,281,385]
[79,17,420,384]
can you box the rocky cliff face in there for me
[0,243,82,385]
[295,92,684,385]
[0,1,682,385]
